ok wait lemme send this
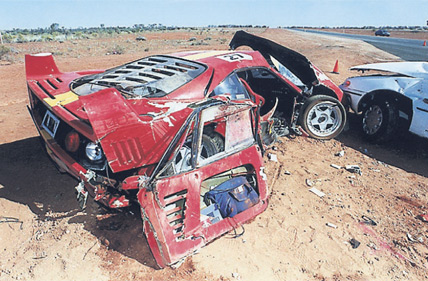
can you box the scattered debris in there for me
[349,238,361,249]
[326,222,338,229]
[345,165,362,175]
[0,216,23,230]
[330,164,341,169]
[309,187,325,198]
[407,233,416,242]
[83,241,98,260]
[368,168,381,172]
[32,252,47,259]
[367,242,378,250]
[232,272,241,280]
[306,179,314,187]
[416,214,428,222]
[407,233,424,243]
[284,170,291,175]
[268,153,278,162]
[361,215,377,226]
[335,150,345,157]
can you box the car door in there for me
[137,101,268,267]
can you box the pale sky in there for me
[1,0,428,30]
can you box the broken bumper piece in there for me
[76,170,130,210]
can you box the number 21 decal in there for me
[217,53,253,62]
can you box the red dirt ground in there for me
[1,28,428,281]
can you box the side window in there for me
[209,73,250,100]
[197,107,254,166]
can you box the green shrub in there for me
[0,45,11,59]
[107,45,125,55]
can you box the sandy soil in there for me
[1,28,428,281]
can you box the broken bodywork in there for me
[26,31,344,267]
[340,62,428,141]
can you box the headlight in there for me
[85,142,103,161]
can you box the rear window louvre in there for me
[70,55,207,98]
[148,57,168,63]
[152,68,175,76]
[137,61,157,66]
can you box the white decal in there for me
[217,53,253,62]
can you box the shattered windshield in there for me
[70,55,207,98]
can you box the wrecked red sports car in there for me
[26,31,344,267]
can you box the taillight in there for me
[345,80,351,87]
[65,131,80,153]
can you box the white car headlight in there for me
[85,142,103,161]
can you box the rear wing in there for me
[25,53,61,79]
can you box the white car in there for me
[340,62,428,142]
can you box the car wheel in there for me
[299,95,346,140]
[361,99,398,142]
[172,133,224,173]
[200,133,224,158]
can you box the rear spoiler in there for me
[25,53,61,78]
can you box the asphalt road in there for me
[293,29,428,61]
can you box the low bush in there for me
[0,45,11,59]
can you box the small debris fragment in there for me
[416,214,428,222]
[367,242,378,250]
[407,233,423,243]
[284,170,291,175]
[326,222,338,229]
[306,179,314,187]
[407,233,416,242]
[309,187,325,198]
[349,238,360,249]
[335,150,345,157]
[32,252,47,259]
[232,272,241,279]
[100,237,110,247]
[368,168,381,172]
[345,165,362,175]
[361,215,377,226]
[268,153,278,162]
[330,164,341,169]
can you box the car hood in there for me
[229,30,318,87]
[350,62,428,78]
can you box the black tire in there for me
[200,133,224,158]
[361,99,398,143]
[299,95,346,140]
